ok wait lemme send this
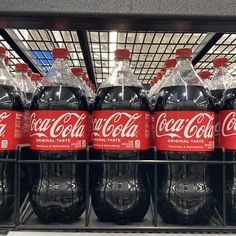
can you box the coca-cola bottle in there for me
[220,76,236,224]
[29,48,89,223]
[198,70,212,89]
[0,46,24,219]
[154,48,215,225]
[91,49,150,224]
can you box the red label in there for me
[30,110,89,150]
[92,110,150,150]
[220,110,236,149]
[23,110,30,144]
[0,110,23,150]
[154,111,215,152]
[215,113,219,147]
[150,114,155,147]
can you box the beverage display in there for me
[220,77,236,224]
[0,47,24,219]
[91,49,151,224]
[154,48,215,225]
[198,70,212,88]
[29,48,89,223]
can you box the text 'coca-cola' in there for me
[220,110,236,149]
[154,111,215,152]
[30,110,89,150]
[92,110,150,150]
[0,110,23,150]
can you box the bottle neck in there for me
[211,65,231,90]
[114,59,130,71]
[53,58,69,69]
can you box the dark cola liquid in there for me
[210,89,224,216]
[91,86,150,224]
[0,85,24,219]
[154,85,215,225]
[30,86,88,223]
[221,88,236,224]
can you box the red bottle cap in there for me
[213,57,228,67]
[0,47,6,57]
[4,56,9,65]
[15,63,29,71]
[27,69,32,77]
[31,73,41,80]
[52,48,69,59]
[114,49,131,60]
[198,70,212,80]
[165,58,177,68]
[176,48,192,58]
[156,72,163,80]
[152,76,158,84]
[161,67,166,74]
[71,67,84,76]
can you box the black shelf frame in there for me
[7,146,234,233]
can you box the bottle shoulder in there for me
[94,86,150,111]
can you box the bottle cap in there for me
[161,67,166,74]
[198,70,212,79]
[71,67,84,76]
[165,58,177,68]
[52,48,69,59]
[31,73,41,80]
[114,49,131,60]
[176,48,192,58]
[15,63,29,71]
[4,56,9,65]
[213,57,228,67]
[156,72,163,80]
[0,47,6,57]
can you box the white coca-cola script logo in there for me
[30,112,87,138]
[0,112,11,137]
[155,113,214,139]
[221,111,236,137]
[93,112,141,138]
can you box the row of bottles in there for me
[0,44,236,226]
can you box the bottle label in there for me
[220,110,236,149]
[0,110,23,150]
[30,110,89,150]
[154,111,215,151]
[23,110,30,144]
[92,110,150,150]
